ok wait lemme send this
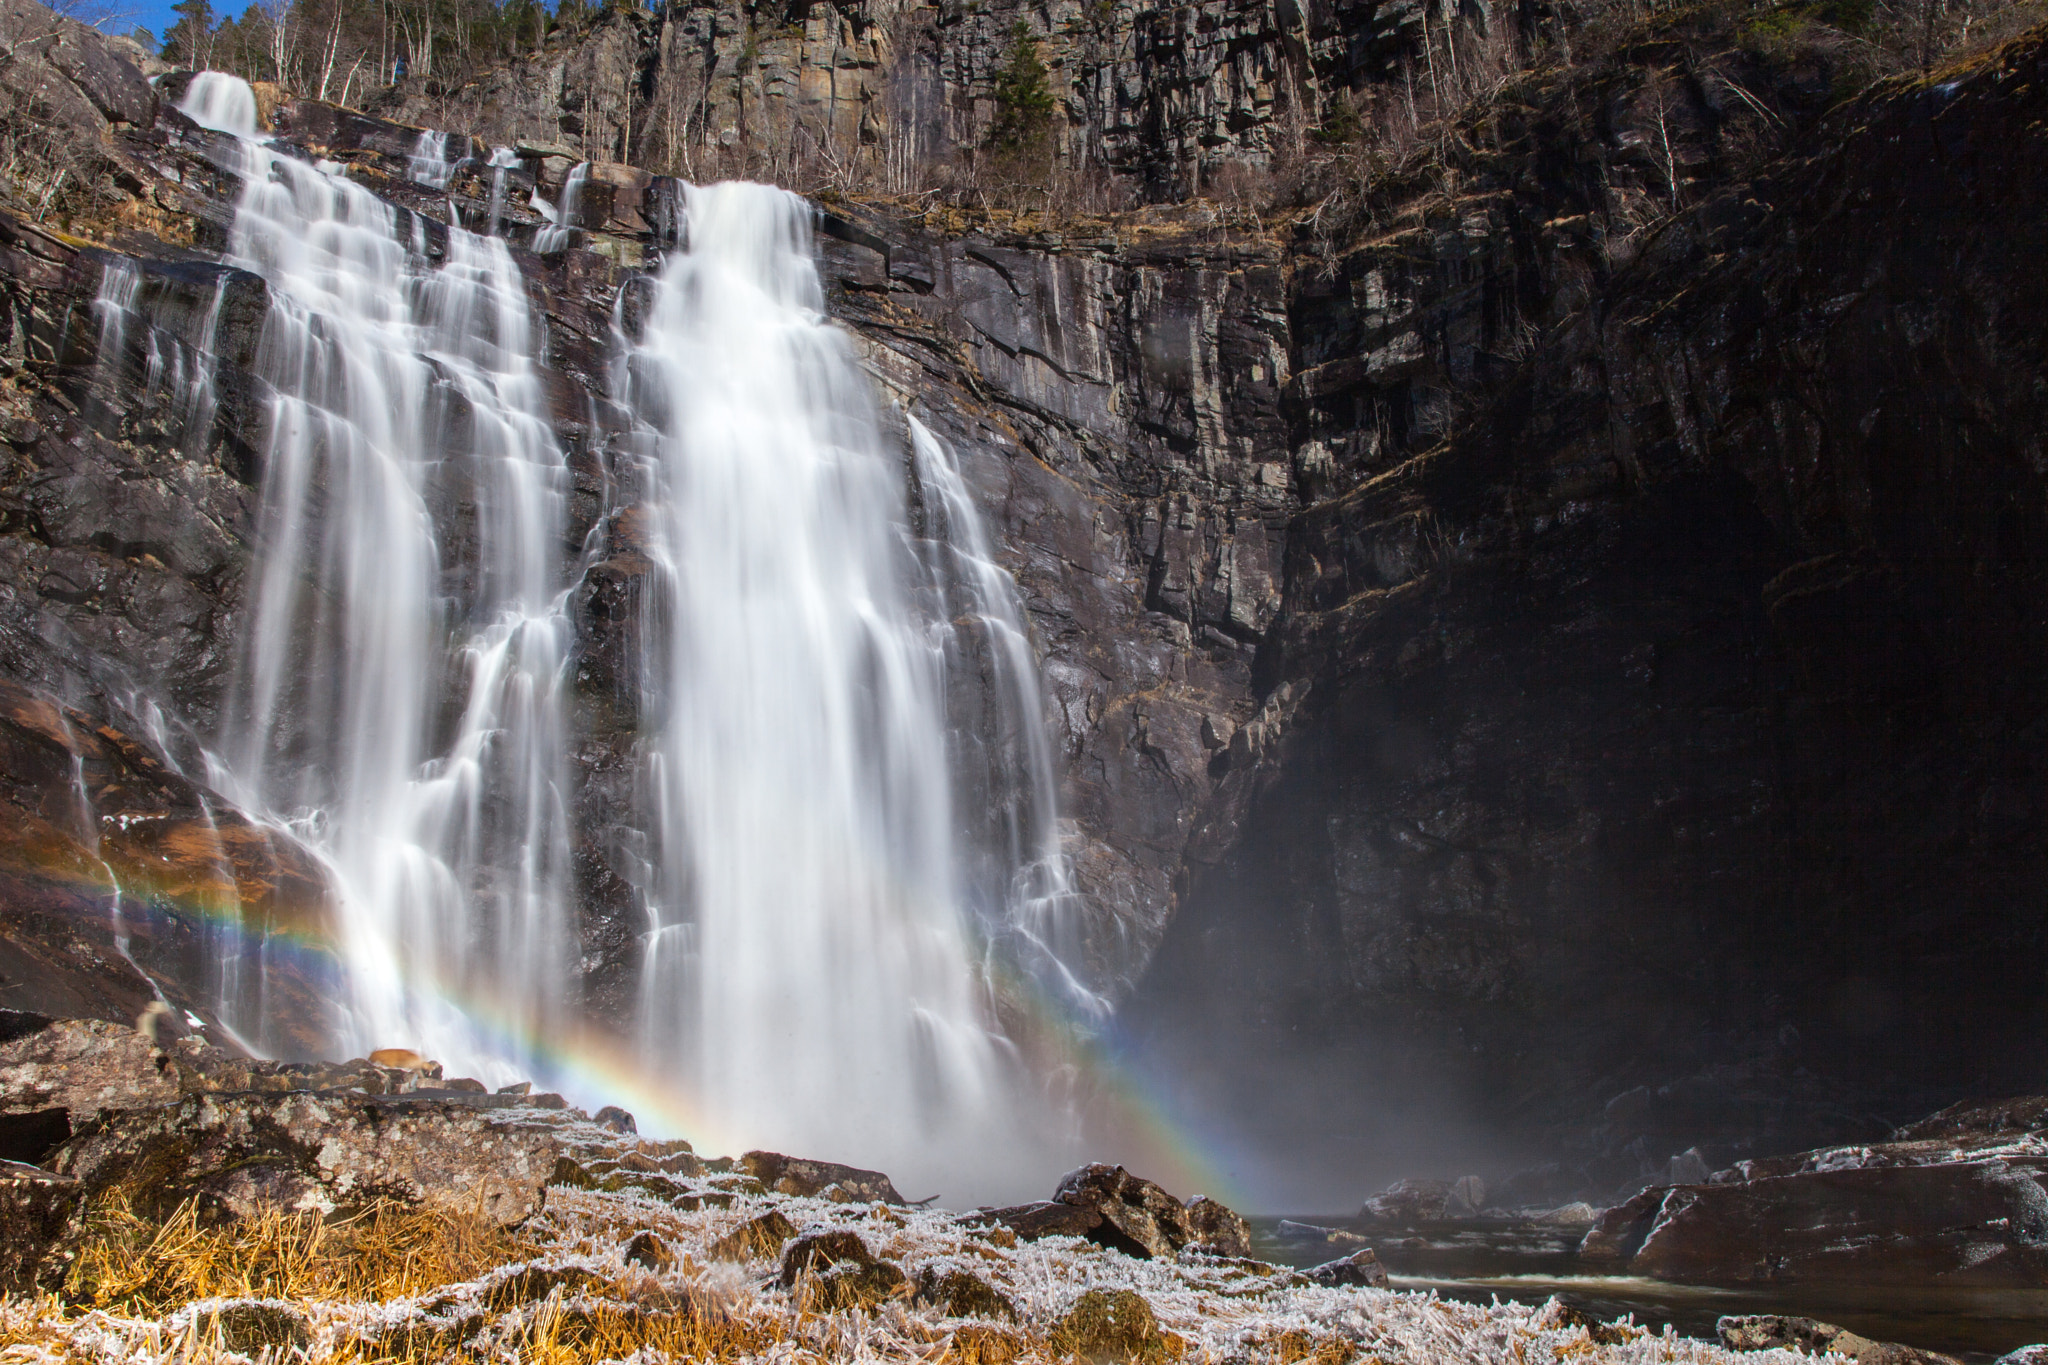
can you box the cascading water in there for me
[533,161,586,253]
[907,417,1103,1018]
[164,73,1087,1196]
[614,183,1078,1195]
[88,257,226,461]
[185,73,578,1083]
[408,129,462,189]
[485,147,518,236]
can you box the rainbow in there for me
[10,819,1246,1209]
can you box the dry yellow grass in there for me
[0,1184,1837,1365]
[64,1194,541,1314]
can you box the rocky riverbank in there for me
[0,1010,1927,1365]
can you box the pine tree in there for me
[986,20,1054,154]
[162,0,216,68]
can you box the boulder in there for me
[709,1209,798,1260]
[1053,1289,1178,1364]
[0,1015,176,1127]
[777,1229,906,1309]
[914,1265,1018,1320]
[623,1229,674,1270]
[1052,1163,1196,1259]
[1304,1248,1390,1287]
[1186,1194,1253,1256]
[0,1088,686,1288]
[1446,1175,1488,1216]
[1277,1218,1371,1246]
[56,1091,646,1219]
[967,1199,1104,1242]
[973,1165,1253,1261]
[738,1150,902,1203]
[1358,1177,1454,1222]
[1717,1316,1962,1365]
[1581,1097,2048,1286]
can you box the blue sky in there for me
[86,0,181,50]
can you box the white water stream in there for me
[183,72,576,1082]
[613,183,1076,1190]
[164,75,1081,1194]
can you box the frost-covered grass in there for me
[0,1183,1831,1365]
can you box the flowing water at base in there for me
[1254,1219,2048,1359]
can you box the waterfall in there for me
[189,76,577,1081]
[178,71,257,136]
[164,74,1084,1195]
[615,183,1074,1194]
[408,129,461,189]
[485,147,518,236]
[533,162,587,253]
[908,417,1102,1018]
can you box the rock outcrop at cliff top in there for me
[1580,1096,2048,1287]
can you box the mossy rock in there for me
[809,1257,907,1310]
[1053,1288,1181,1363]
[915,1265,1017,1321]
[624,1229,674,1270]
[201,1301,311,1352]
[710,1209,797,1261]
[779,1228,906,1310]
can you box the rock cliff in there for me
[0,0,2041,1204]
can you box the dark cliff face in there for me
[1124,35,2048,1202]
[0,0,2042,1206]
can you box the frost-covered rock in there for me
[1186,1194,1254,1256]
[779,1228,907,1309]
[972,1163,1253,1262]
[1305,1249,1389,1287]
[0,1015,176,1127]
[739,1149,903,1203]
[0,1086,697,1289]
[1718,1316,1962,1365]
[1359,1176,1456,1222]
[1582,1096,2048,1286]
